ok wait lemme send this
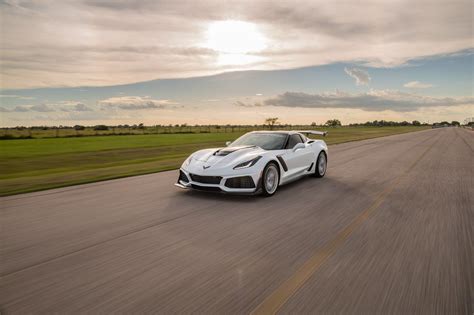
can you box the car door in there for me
[282,134,314,177]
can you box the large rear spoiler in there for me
[297,130,328,137]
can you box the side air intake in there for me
[225,176,255,189]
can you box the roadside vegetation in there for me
[0,124,430,196]
[0,118,440,139]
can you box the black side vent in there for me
[179,170,189,183]
[276,156,288,172]
[225,176,255,189]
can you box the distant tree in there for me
[265,117,280,130]
[325,119,342,127]
[138,123,145,129]
[412,120,421,126]
[74,125,85,130]
[93,125,109,131]
[311,122,317,127]
[451,121,460,126]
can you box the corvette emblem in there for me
[203,165,211,169]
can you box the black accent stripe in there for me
[191,184,222,192]
[307,162,314,172]
[276,156,288,172]
[282,134,290,150]
[213,145,256,156]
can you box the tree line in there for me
[3,119,465,131]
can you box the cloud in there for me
[99,96,173,110]
[403,81,434,89]
[344,67,371,85]
[12,105,30,112]
[234,101,263,107]
[1,0,472,88]
[243,90,474,112]
[1,101,94,113]
[73,103,93,111]
[0,94,35,100]
[30,104,54,112]
[60,102,93,112]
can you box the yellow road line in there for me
[250,134,440,315]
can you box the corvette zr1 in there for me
[175,130,328,196]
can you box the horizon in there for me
[1,118,466,129]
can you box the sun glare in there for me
[205,20,267,65]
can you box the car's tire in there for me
[261,162,280,197]
[313,151,327,178]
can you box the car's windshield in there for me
[230,133,288,150]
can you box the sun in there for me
[206,20,267,54]
[205,20,267,65]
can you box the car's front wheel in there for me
[261,162,280,197]
[313,151,327,178]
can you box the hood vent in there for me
[213,145,256,157]
[214,149,233,156]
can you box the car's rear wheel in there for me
[261,163,279,197]
[313,151,327,178]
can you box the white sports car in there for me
[175,130,328,196]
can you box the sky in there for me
[0,0,473,126]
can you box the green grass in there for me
[0,126,429,196]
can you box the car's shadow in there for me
[177,175,340,202]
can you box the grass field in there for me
[0,125,260,139]
[0,126,429,196]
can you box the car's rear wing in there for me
[297,130,328,137]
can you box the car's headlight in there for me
[233,156,262,170]
[183,155,193,166]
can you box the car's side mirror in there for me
[292,143,306,152]
[225,141,231,146]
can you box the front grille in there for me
[191,184,222,192]
[225,176,255,189]
[179,170,189,183]
[189,174,222,184]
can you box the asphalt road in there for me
[1,127,473,314]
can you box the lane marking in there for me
[250,133,441,315]
[455,128,474,153]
